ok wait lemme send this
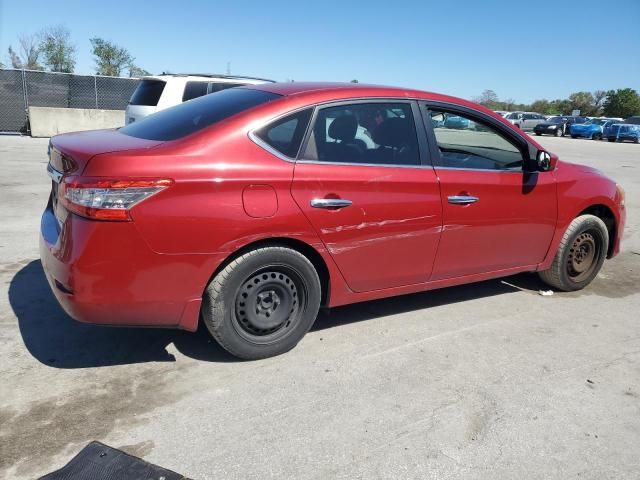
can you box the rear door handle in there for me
[310,198,353,209]
[448,195,479,205]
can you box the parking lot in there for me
[0,134,638,479]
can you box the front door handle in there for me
[310,198,353,209]
[448,195,479,205]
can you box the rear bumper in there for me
[39,206,217,331]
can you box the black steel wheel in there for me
[539,214,608,291]
[202,246,321,359]
[233,268,304,344]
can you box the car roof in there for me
[242,81,484,109]
[141,73,273,83]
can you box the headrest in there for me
[328,115,358,142]
[372,118,412,148]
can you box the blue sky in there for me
[1,0,639,103]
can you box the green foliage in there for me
[90,37,133,77]
[128,64,151,78]
[473,89,639,117]
[40,26,76,73]
[8,34,42,70]
[350,79,359,83]
[568,91,596,116]
[603,89,640,118]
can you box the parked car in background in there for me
[41,82,626,359]
[604,123,640,143]
[570,119,619,140]
[624,116,640,125]
[533,116,588,137]
[125,73,274,124]
[494,110,509,117]
[444,115,470,129]
[505,111,546,130]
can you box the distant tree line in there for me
[473,88,640,119]
[2,26,149,77]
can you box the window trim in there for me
[420,101,536,173]
[297,98,432,169]
[248,105,316,161]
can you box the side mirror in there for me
[535,150,558,172]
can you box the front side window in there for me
[255,109,312,158]
[302,102,420,166]
[208,82,243,93]
[429,110,524,170]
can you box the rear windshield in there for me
[120,88,280,141]
[129,79,166,106]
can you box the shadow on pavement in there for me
[9,260,546,368]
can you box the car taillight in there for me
[60,177,173,221]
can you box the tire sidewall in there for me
[203,248,321,359]
[557,217,608,290]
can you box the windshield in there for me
[506,112,521,119]
[120,88,280,141]
[547,117,565,124]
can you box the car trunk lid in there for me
[49,128,163,175]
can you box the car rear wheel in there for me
[538,214,608,292]
[593,133,602,140]
[202,246,321,359]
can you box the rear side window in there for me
[182,81,209,101]
[255,109,312,158]
[129,80,166,106]
[120,88,280,141]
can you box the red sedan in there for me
[40,83,626,359]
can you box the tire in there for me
[202,246,321,359]
[538,214,609,292]
[593,133,602,141]
[607,138,616,142]
[570,135,577,139]
[535,132,542,136]
[555,127,563,137]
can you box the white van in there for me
[125,74,274,124]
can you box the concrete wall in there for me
[28,107,125,138]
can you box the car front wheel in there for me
[202,246,321,359]
[555,128,563,137]
[538,214,609,291]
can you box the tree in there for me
[568,91,596,116]
[593,90,607,113]
[40,26,76,73]
[7,33,42,70]
[90,37,133,76]
[530,99,551,114]
[474,89,501,110]
[350,79,359,83]
[128,64,150,77]
[603,88,640,118]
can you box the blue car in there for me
[570,119,619,140]
[444,115,470,129]
[604,123,640,143]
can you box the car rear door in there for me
[422,103,557,280]
[290,100,443,293]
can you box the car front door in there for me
[291,101,443,293]
[422,104,557,280]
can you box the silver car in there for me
[505,111,547,130]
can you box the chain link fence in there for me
[0,68,139,134]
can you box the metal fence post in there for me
[21,69,30,135]
[94,76,99,109]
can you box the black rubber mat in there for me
[39,441,187,480]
